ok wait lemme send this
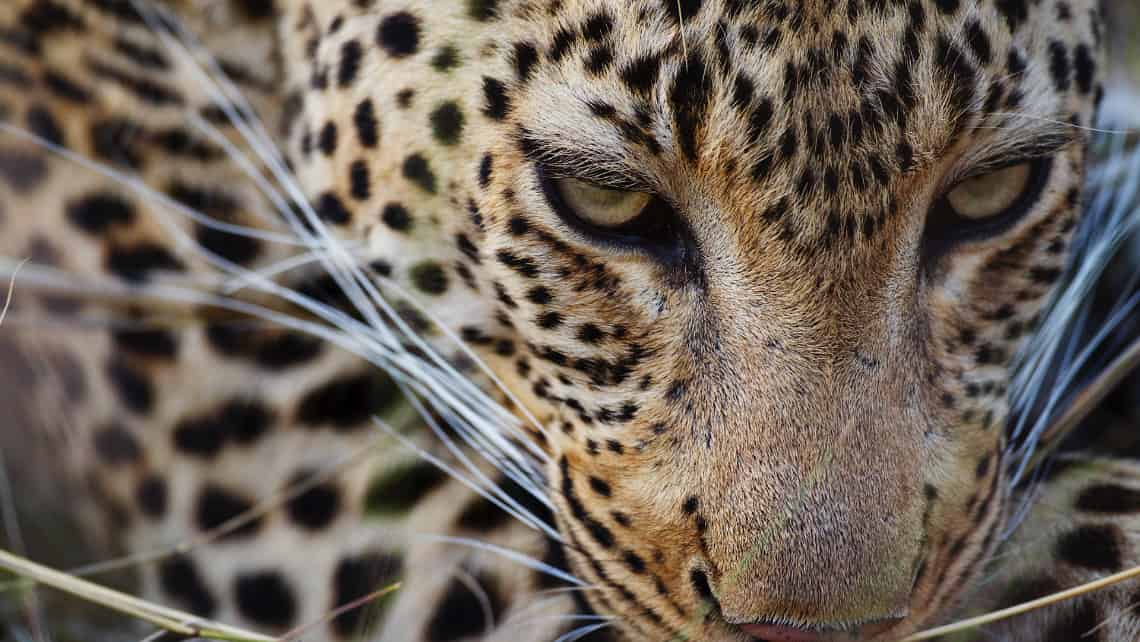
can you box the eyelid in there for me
[947,132,1075,187]
[518,132,655,193]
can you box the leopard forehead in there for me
[283,0,1105,638]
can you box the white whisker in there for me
[416,534,586,588]
[553,622,614,642]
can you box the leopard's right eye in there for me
[551,177,653,229]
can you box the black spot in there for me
[296,370,399,429]
[42,70,91,103]
[1075,484,1140,514]
[478,153,493,188]
[381,202,412,231]
[0,148,47,192]
[623,550,646,574]
[664,0,702,24]
[110,327,179,361]
[429,101,465,146]
[136,474,168,518]
[495,250,539,278]
[105,357,154,414]
[353,99,380,148]
[377,12,420,58]
[317,191,352,224]
[318,121,338,156]
[363,461,448,515]
[89,117,143,170]
[338,39,363,87]
[481,76,510,120]
[250,331,324,371]
[26,104,65,147]
[994,0,1028,30]
[548,27,577,63]
[221,399,276,444]
[173,414,226,458]
[159,554,216,617]
[620,55,662,94]
[426,573,506,642]
[995,575,1061,610]
[388,89,413,110]
[410,261,449,295]
[963,20,991,65]
[933,0,959,14]
[682,496,698,514]
[196,222,263,266]
[111,36,167,71]
[431,45,461,72]
[577,324,604,343]
[1056,525,1122,571]
[349,159,371,201]
[330,552,403,638]
[583,12,614,41]
[669,53,712,160]
[538,311,562,329]
[512,42,539,82]
[588,476,612,497]
[86,58,184,106]
[468,0,500,21]
[106,243,185,283]
[93,424,142,465]
[233,0,276,20]
[527,286,552,305]
[584,45,614,74]
[196,484,262,538]
[234,571,297,629]
[1047,40,1071,92]
[402,153,437,193]
[1043,599,1100,642]
[1073,44,1095,95]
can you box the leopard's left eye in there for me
[926,157,1054,252]
[945,162,1036,220]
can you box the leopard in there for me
[0,0,1137,641]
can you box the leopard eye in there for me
[552,177,652,228]
[926,157,1054,254]
[945,162,1035,220]
[535,165,693,265]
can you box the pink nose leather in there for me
[738,624,827,642]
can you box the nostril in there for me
[689,567,716,604]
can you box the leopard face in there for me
[389,2,1104,639]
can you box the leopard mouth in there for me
[737,615,903,642]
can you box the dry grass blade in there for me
[0,549,274,642]
[901,562,1140,640]
[279,581,401,641]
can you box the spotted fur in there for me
[0,1,1136,641]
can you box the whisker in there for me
[417,534,586,588]
[373,415,561,541]
[553,622,614,642]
